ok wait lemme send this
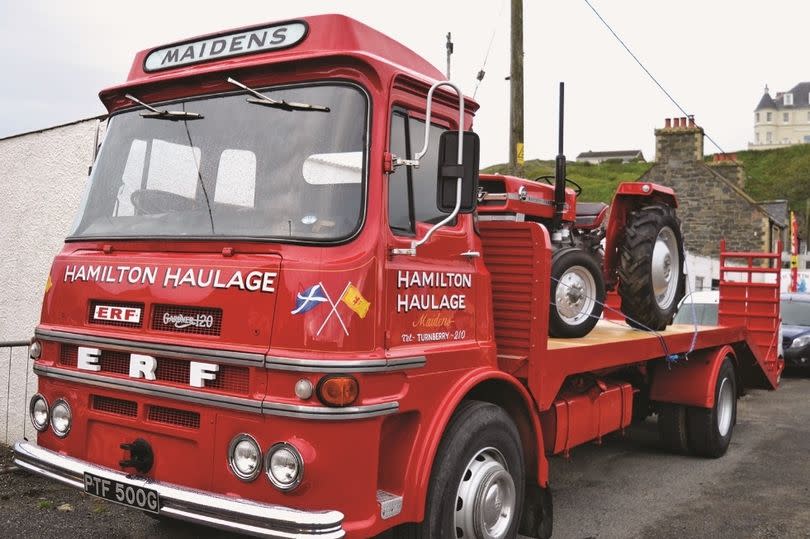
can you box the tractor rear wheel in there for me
[617,204,685,330]
[549,249,605,338]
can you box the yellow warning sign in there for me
[516,142,525,166]
[791,255,798,269]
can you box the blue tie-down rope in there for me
[550,271,698,367]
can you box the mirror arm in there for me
[391,81,465,257]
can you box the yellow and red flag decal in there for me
[342,284,370,319]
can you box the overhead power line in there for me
[473,0,507,99]
[582,0,727,154]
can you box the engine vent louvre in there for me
[92,395,138,417]
[147,405,200,429]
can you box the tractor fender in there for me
[409,367,548,521]
[603,182,678,287]
[649,345,737,408]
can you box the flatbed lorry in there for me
[14,14,782,539]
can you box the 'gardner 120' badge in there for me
[291,282,370,336]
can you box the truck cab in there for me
[18,14,492,538]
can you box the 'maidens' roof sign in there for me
[144,22,307,72]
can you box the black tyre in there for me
[401,400,525,539]
[549,248,605,338]
[687,358,737,458]
[657,403,690,454]
[617,204,685,330]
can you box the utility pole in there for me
[446,32,453,79]
[509,0,525,175]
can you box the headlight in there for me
[50,399,72,437]
[29,340,42,360]
[228,434,262,482]
[29,394,49,431]
[792,335,810,348]
[266,442,303,491]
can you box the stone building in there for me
[640,117,784,257]
[751,82,810,149]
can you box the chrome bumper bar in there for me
[13,442,345,538]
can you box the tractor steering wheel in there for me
[534,175,583,197]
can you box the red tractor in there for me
[478,83,685,337]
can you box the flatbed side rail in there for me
[718,239,782,389]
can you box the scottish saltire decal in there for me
[291,284,329,315]
[292,281,371,335]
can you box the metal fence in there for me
[1,340,33,444]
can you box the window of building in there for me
[766,112,773,122]
[756,132,760,143]
[388,111,450,235]
[766,132,773,143]
[807,111,810,122]
[784,93,794,106]
[783,112,790,123]
[695,276,704,291]
[755,112,760,123]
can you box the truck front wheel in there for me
[402,400,525,539]
[687,358,737,458]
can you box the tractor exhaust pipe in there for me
[552,82,566,232]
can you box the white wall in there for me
[0,118,100,443]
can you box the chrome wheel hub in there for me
[455,448,516,539]
[717,377,733,437]
[652,226,680,309]
[555,265,597,326]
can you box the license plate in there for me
[83,472,160,514]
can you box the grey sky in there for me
[1,1,807,167]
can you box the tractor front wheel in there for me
[617,204,685,330]
[549,249,605,338]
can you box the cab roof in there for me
[99,14,451,111]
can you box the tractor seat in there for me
[575,202,609,230]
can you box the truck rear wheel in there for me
[549,249,605,338]
[405,400,525,539]
[687,358,737,458]
[658,403,690,454]
[617,205,685,330]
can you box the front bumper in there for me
[13,441,344,538]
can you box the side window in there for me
[409,118,447,224]
[387,111,449,235]
[388,113,412,233]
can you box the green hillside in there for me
[728,145,810,219]
[484,145,810,222]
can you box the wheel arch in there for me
[649,345,738,408]
[408,369,548,523]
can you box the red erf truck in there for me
[14,14,783,539]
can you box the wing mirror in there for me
[437,130,480,214]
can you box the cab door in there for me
[384,109,482,361]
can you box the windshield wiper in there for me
[124,94,204,121]
[226,77,331,113]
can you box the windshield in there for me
[781,298,810,326]
[70,83,368,242]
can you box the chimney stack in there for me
[655,117,704,163]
